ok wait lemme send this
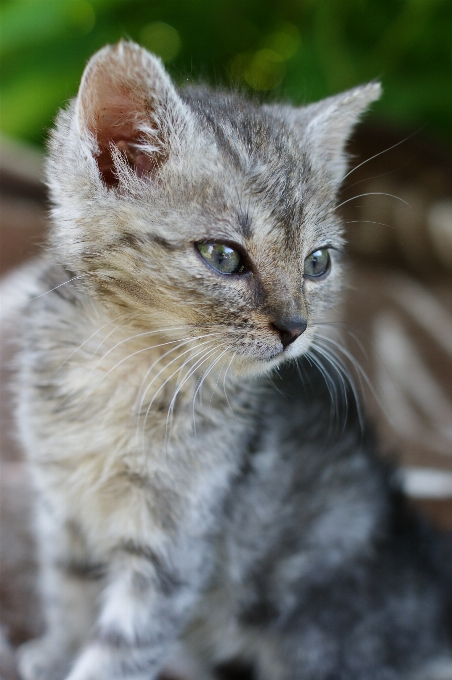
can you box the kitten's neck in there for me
[74,305,239,423]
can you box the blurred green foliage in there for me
[1,0,451,147]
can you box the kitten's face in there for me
[47,42,380,377]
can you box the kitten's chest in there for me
[23,289,255,544]
[56,351,238,475]
[68,333,239,448]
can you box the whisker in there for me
[162,344,222,450]
[137,334,221,417]
[343,219,393,230]
[140,339,218,448]
[92,334,216,397]
[222,352,238,418]
[191,347,229,435]
[312,322,370,363]
[166,345,222,444]
[342,156,422,194]
[295,358,313,399]
[311,343,353,431]
[318,334,373,389]
[56,313,127,371]
[335,192,411,211]
[342,130,421,182]
[90,318,130,359]
[208,352,232,411]
[141,345,208,451]
[106,332,223,388]
[317,338,390,428]
[315,332,385,418]
[62,332,220,411]
[135,339,197,415]
[134,336,208,447]
[93,325,199,369]
[30,274,87,301]
[317,337,363,423]
[306,349,340,423]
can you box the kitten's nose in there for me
[271,317,307,349]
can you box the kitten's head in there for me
[47,41,380,376]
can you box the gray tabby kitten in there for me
[15,42,450,680]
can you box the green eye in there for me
[196,242,244,275]
[304,248,331,278]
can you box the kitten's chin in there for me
[232,337,313,379]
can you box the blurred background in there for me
[1,0,452,274]
[1,1,452,673]
[1,0,452,147]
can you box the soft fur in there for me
[14,42,451,680]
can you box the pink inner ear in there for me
[87,86,164,187]
[77,44,179,188]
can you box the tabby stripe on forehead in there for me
[116,233,177,251]
[237,210,253,238]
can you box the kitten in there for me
[15,42,451,680]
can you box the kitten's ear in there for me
[302,82,381,183]
[75,41,187,187]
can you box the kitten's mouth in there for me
[231,332,313,378]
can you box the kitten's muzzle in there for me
[271,317,307,349]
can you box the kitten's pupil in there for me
[304,248,331,278]
[197,242,243,275]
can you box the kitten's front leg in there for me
[64,540,212,680]
[17,516,102,680]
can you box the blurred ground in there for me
[1,126,452,678]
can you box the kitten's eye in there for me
[304,248,331,279]
[196,242,244,275]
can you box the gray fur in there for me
[14,42,450,680]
